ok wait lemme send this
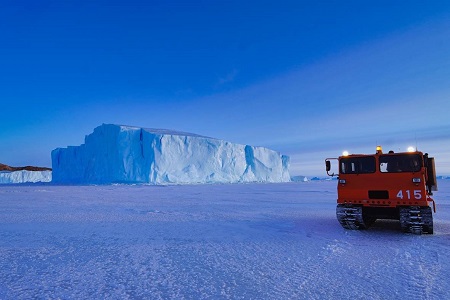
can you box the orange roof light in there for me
[376,145,382,154]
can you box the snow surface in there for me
[52,124,290,184]
[1,180,449,299]
[0,170,51,184]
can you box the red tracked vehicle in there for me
[325,146,437,234]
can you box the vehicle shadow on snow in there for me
[291,216,427,238]
[366,219,403,233]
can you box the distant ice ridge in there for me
[0,170,52,184]
[291,175,309,182]
[51,124,290,184]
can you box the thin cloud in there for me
[216,69,239,86]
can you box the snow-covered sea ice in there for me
[0,180,449,299]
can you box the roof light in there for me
[407,146,415,152]
[342,151,349,156]
[376,146,382,154]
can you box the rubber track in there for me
[399,206,433,235]
[336,205,368,230]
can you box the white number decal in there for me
[414,190,422,199]
[396,190,422,200]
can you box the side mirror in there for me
[326,160,331,172]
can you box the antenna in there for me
[415,132,418,151]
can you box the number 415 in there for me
[396,190,422,200]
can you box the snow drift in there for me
[0,170,52,184]
[51,124,290,184]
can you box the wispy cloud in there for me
[216,69,239,86]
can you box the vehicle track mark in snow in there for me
[396,240,444,300]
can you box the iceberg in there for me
[0,170,52,184]
[51,124,290,184]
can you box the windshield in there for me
[340,156,376,174]
[379,154,422,173]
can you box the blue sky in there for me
[1,0,450,176]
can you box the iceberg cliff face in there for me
[0,170,52,184]
[51,124,290,184]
